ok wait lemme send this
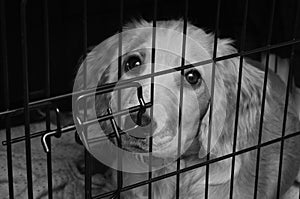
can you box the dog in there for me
[73,20,300,199]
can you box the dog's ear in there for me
[198,66,228,159]
[72,33,121,146]
[73,36,120,92]
[197,38,264,184]
[198,38,238,159]
[198,61,243,185]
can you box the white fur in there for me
[76,20,300,199]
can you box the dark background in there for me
[1,0,299,115]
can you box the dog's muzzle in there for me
[124,111,157,139]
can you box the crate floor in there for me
[0,122,114,199]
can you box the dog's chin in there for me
[121,131,176,154]
[122,138,149,153]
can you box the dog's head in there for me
[73,20,266,174]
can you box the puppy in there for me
[73,20,300,199]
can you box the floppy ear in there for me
[198,38,238,159]
[72,34,121,147]
[198,61,243,185]
[197,38,264,184]
[73,35,120,92]
[198,66,228,159]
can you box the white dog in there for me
[74,20,300,199]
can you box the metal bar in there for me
[1,0,14,197]
[274,55,278,73]
[84,150,92,199]
[0,101,53,118]
[70,103,153,141]
[275,52,291,197]
[114,0,124,197]
[118,0,123,82]
[276,0,300,197]
[0,41,299,118]
[84,86,148,144]
[108,108,123,151]
[46,140,53,199]
[82,0,87,91]
[3,125,76,146]
[176,1,188,198]
[20,0,33,198]
[44,0,50,99]
[148,0,157,198]
[0,37,298,120]
[117,0,123,129]
[0,82,143,118]
[75,82,142,108]
[2,117,151,147]
[80,0,92,197]
[3,106,63,146]
[41,108,62,153]
[74,82,148,146]
[108,108,123,199]
[42,0,53,197]
[92,131,300,199]
[74,39,300,96]
[1,38,300,118]
[205,1,221,198]
[229,0,249,198]
[253,0,276,198]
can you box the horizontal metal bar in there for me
[0,38,299,119]
[2,125,76,146]
[2,104,151,146]
[75,81,142,106]
[76,102,152,128]
[92,130,300,199]
[0,101,52,118]
[86,122,144,144]
[1,102,151,146]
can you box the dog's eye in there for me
[185,69,202,85]
[124,55,142,72]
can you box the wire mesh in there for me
[0,0,300,199]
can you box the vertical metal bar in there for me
[118,0,123,81]
[109,108,123,199]
[84,149,91,199]
[1,0,14,197]
[253,0,276,198]
[176,1,188,198]
[115,0,124,198]
[229,0,249,198]
[117,0,123,119]
[43,0,50,100]
[274,55,278,73]
[43,0,50,127]
[276,1,300,198]
[46,139,52,199]
[43,0,53,198]
[81,0,92,198]
[204,1,221,198]
[20,0,34,198]
[148,0,157,198]
[82,1,87,89]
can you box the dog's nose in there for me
[134,112,152,126]
[124,112,155,139]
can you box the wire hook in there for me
[41,107,62,153]
[136,85,147,126]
